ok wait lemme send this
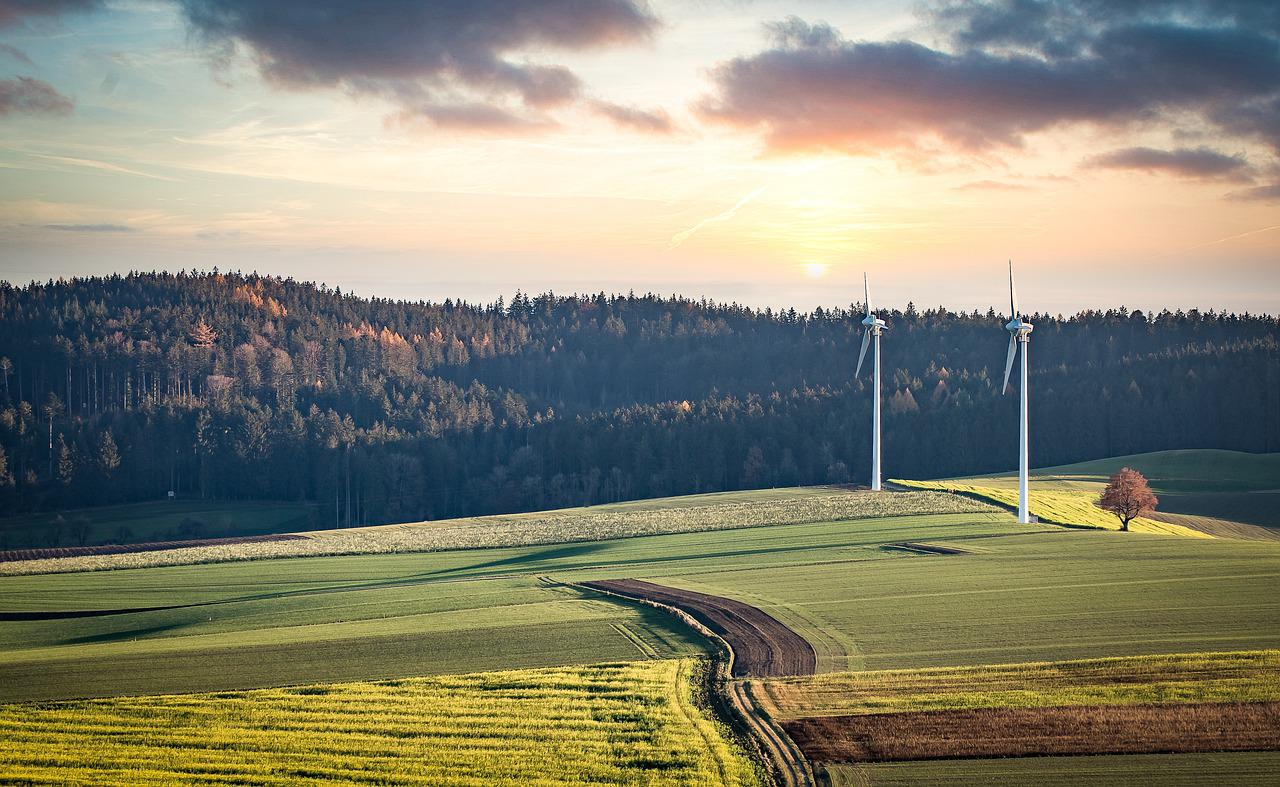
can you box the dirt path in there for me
[579,579,817,678]
[574,578,816,787]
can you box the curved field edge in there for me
[892,479,1207,538]
[753,650,1280,719]
[0,658,760,786]
[0,488,997,576]
[825,751,1280,786]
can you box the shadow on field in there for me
[61,621,190,646]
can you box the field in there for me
[1,487,995,575]
[3,451,1279,783]
[753,650,1280,718]
[0,500,321,552]
[837,753,1280,786]
[0,658,759,786]
[897,449,1280,538]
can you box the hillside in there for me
[0,274,1276,540]
[897,449,1280,539]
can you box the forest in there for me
[0,271,1276,541]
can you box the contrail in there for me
[1186,224,1280,251]
[669,186,765,248]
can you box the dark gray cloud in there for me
[699,5,1280,159]
[178,0,658,127]
[589,100,673,133]
[1085,146,1253,180]
[44,223,134,232]
[0,76,73,117]
[1227,182,1280,202]
[0,0,101,29]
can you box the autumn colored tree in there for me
[1098,467,1158,531]
[189,318,218,349]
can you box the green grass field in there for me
[2,486,993,575]
[0,499,321,551]
[900,449,1280,535]
[4,452,1279,784]
[0,658,758,786]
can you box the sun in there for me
[803,262,829,278]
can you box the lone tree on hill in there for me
[1098,467,1158,531]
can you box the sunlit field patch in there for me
[0,659,758,786]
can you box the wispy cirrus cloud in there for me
[44,223,135,232]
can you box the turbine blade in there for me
[1002,334,1017,394]
[855,329,870,377]
[863,272,871,317]
[1008,260,1019,320]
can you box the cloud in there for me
[44,223,135,232]
[1227,182,1280,202]
[0,76,73,117]
[955,179,1033,190]
[178,0,658,128]
[0,0,101,29]
[589,100,673,133]
[1085,146,1253,180]
[387,101,556,133]
[0,43,31,65]
[698,7,1280,160]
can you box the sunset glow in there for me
[1,1,1277,312]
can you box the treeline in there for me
[0,271,1276,542]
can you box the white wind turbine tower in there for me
[1002,262,1034,524]
[855,273,888,491]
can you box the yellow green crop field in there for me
[753,650,1280,718]
[0,658,758,786]
[891,479,1207,537]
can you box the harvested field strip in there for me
[894,480,1208,538]
[0,534,308,563]
[581,579,817,678]
[0,659,758,786]
[783,700,1280,762]
[2,488,997,575]
[754,650,1280,719]
[838,752,1280,786]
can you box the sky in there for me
[0,0,1277,314]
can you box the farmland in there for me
[1,487,995,575]
[898,449,1280,538]
[2,451,1278,783]
[0,658,759,786]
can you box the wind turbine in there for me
[855,273,887,491]
[1002,262,1034,524]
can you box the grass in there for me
[5,507,1280,700]
[0,511,1025,701]
[752,650,1280,719]
[0,658,759,786]
[0,500,321,552]
[1,487,995,575]
[830,752,1280,786]
[897,449,1280,534]
[892,479,1207,537]
[641,528,1280,672]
